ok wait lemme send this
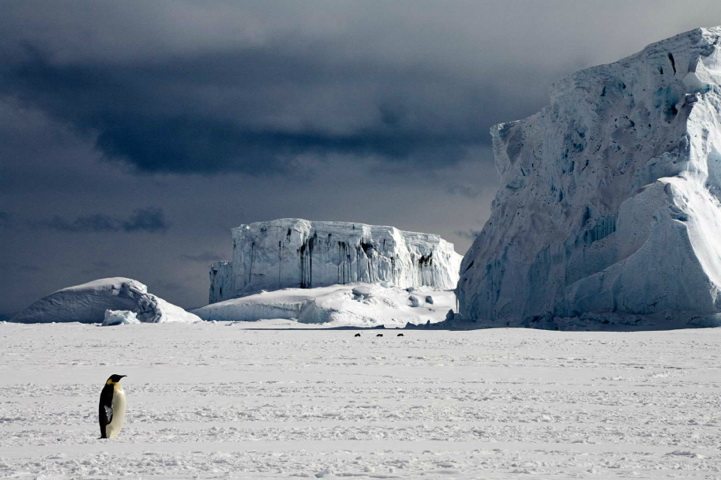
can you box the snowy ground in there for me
[1,321,720,479]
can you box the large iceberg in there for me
[458,27,721,329]
[209,218,462,303]
[11,277,200,324]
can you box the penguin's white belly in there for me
[107,386,126,439]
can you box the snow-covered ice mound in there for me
[209,218,462,303]
[102,309,141,326]
[194,283,454,327]
[458,26,721,329]
[10,277,201,324]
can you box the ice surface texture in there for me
[210,218,461,302]
[4,322,720,478]
[102,309,141,326]
[458,27,721,328]
[194,283,454,327]
[11,277,200,323]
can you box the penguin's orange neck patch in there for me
[106,379,116,385]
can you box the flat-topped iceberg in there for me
[458,27,721,329]
[10,277,200,324]
[209,218,462,303]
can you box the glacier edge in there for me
[458,26,721,329]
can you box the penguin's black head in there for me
[106,374,127,384]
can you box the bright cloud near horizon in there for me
[1,0,720,314]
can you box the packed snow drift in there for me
[101,309,141,326]
[194,283,454,327]
[209,218,462,303]
[458,26,721,329]
[2,321,720,479]
[10,277,200,324]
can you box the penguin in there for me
[99,374,127,439]
[354,333,361,337]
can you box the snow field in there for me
[1,321,720,478]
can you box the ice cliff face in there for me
[458,27,721,328]
[209,218,462,302]
[11,277,200,323]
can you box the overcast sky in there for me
[2,1,720,316]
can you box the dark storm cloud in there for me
[455,229,482,241]
[2,1,719,178]
[0,261,43,274]
[39,208,169,233]
[122,208,170,233]
[180,252,225,263]
[0,43,494,174]
[0,0,575,176]
[0,211,11,228]
[80,260,115,276]
[445,183,487,199]
[41,213,117,233]
[152,280,184,293]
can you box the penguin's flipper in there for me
[104,405,113,423]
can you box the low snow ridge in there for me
[10,277,200,324]
[194,283,454,328]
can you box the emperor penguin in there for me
[99,374,127,439]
